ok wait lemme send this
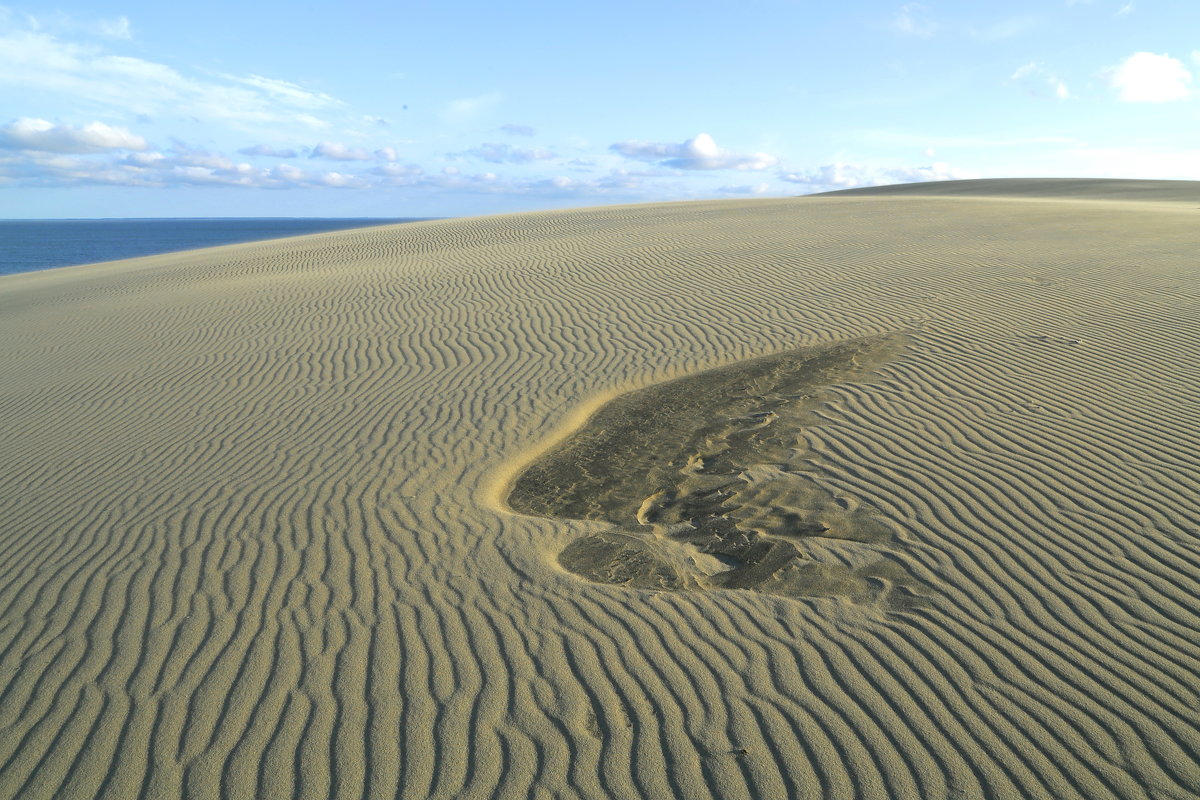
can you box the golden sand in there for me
[1,180,1197,798]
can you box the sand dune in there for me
[1,181,1198,799]
[817,176,1200,203]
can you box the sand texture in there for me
[1,181,1198,799]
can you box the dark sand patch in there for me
[508,335,923,605]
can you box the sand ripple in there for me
[0,184,1198,798]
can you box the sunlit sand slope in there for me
[0,182,1198,799]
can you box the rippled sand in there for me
[1,179,1198,799]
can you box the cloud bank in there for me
[779,161,977,191]
[0,20,344,132]
[310,142,374,161]
[610,133,777,171]
[0,118,147,153]
[0,139,646,200]
[460,143,556,164]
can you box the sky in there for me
[1,0,1198,218]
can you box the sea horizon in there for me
[0,216,436,277]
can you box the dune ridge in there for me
[815,176,1200,204]
[0,181,1198,798]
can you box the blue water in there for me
[0,218,432,277]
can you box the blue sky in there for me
[1,0,1197,218]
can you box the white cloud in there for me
[7,9,134,40]
[460,142,555,164]
[888,163,979,182]
[309,142,400,162]
[116,143,257,177]
[372,162,424,181]
[25,152,345,189]
[610,133,777,171]
[893,3,936,37]
[226,74,339,111]
[0,21,345,131]
[779,161,977,192]
[1108,52,1192,102]
[0,148,259,188]
[119,151,167,168]
[0,139,667,201]
[270,164,305,182]
[1009,62,1070,100]
[310,142,374,161]
[415,168,648,198]
[501,123,535,137]
[0,132,355,189]
[314,171,370,189]
[0,117,147,153]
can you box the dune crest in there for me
[815,176,1200,203]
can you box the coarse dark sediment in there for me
[508,335,924,606]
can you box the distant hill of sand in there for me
[1,180,1197,799]
[816,176,1200,202]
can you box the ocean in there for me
[0,218,430,277]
